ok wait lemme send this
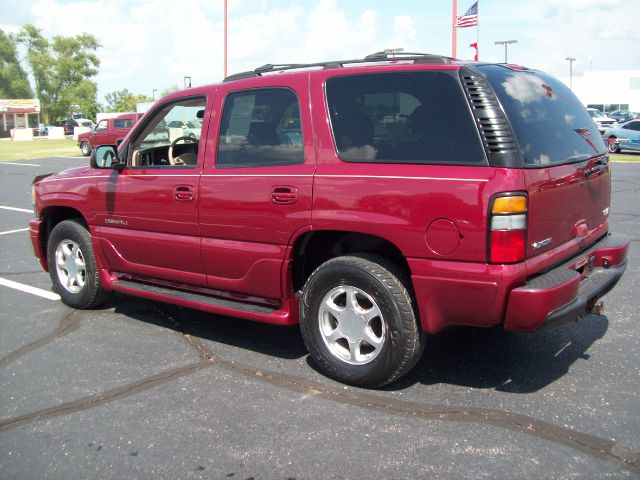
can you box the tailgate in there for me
[475,64,610,259]
[524,155,610,258]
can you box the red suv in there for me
[29,52,629,387]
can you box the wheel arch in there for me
[39,206,89,264]
[289,230,411,293]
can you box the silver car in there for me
[604,120,640,153]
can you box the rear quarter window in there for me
[478,65,606,165]
[325,71,486,165]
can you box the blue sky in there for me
[1,0,639,102]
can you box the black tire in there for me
[47,219,111,309]
[607,137,620,153]
[81,141,92,156]
[300,254,424,388]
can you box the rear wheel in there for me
[80,141,92,156]
[300,254,424,388]
[47,219,111,309]
[607,136,620,153]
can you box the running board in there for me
[111,279,298,326]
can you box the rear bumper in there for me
[408,232,629,334]
[504,233,629,331]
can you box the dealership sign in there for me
[0,99,41,114]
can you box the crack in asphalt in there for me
[0,361,211,432]
[1,301,638,474]
[0,309,80,368]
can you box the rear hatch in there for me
[478,65,610,259]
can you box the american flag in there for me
[456,2,478,28]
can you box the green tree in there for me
[0,29,32,98]
[160,83,180,97]
[103,88,152,113]
[17,24,100,122]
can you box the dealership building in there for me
[0,99,41,138]
[557,69,640,113]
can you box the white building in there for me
[558,69,640,112]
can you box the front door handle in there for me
[272,186,297,205]
[174,185,195,201]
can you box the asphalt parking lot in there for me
[0,156,638,479]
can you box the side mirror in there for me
[90,145,124,170]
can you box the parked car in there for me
[75,118,95,129]
[167,120,201,139]
[604,120,640,153]
[587,108,616,134]
[51,119,79,135]
[77,113,142,156]
[610,110,640,124]
[29,52,629,388]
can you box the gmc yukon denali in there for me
[29,52,629,387]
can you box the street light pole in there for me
[566,57,576,90]
[152,89,157,101]
[494,40,518,63]
[184,76,191,89]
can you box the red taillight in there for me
[490,230,526,263]
[489,194,527,264]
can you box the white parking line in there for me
[0,228,29,235]
[0,277,60,301]
[0,206,34,213]
[1,162,41,167]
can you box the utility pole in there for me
[494,40,518,63]
[566,57,576,90]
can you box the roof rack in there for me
[223,51,454,82]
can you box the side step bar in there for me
[112,279,298,326]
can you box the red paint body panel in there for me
[523,157,611,259]
[199,75,315,298]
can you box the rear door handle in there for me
[271,186,298,205]
[174,185,195,201]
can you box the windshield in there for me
[478,65,606,165]
[588,109,604,118]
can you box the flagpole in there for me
[452,0,457,58]
[224,0,228,78]
[476,1,479,60]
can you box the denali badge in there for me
[532,237,552,250]
[105,218,128,225]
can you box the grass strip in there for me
[0,139,81,162]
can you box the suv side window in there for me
[326,72,485,164]
[128,96,206,168]
[217,88,304,168]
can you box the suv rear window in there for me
[478,65,606,165]
[326,72,485,165]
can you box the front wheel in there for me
[80,141,92,156]
[47,219,111,309]
[607,137,620,153]
[300,254,424,388]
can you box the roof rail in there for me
[223,52,453,82]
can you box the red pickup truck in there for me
[77,113,142,156]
